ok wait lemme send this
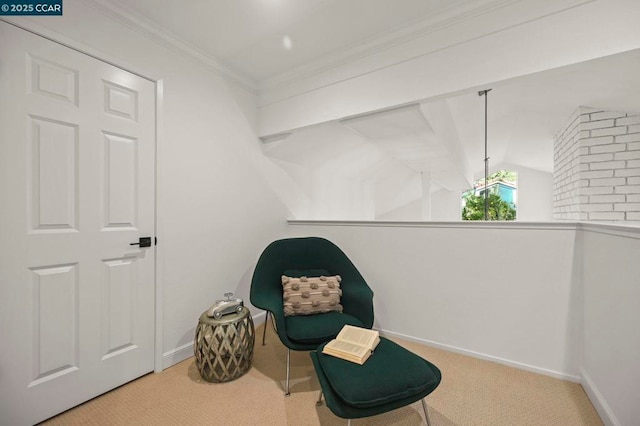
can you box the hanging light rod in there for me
[478,88,492,221]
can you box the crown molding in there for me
[259,0,596,99]
[259,0,522,92]
[84,0,257,94]
[82,0,594,100]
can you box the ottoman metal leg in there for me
[421,398,431,426]
[262,311,269,345]
[316,391,324,406]
[285,348,291,396]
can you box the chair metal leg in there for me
[421,398,431,426]
[316,391,324,406]
[285,348,291,396]
[347,419,351,426]
[262,311,269,345]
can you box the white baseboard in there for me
[161,342,194,370]
[580,368,620,426]
[161,318,579,383]
[161,310,269,370]
[380,329,582,383]
[251,310,267,325]
[161,317,620,426]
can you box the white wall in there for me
[283,220,640,425]
[581,224,640,426]
[309,173,374,220]
[515,166,554,221]
[431,189,464,221]
[285,221,582,381]
[7,4,290,368]
[375,198,422,221]
[490,163,554,222]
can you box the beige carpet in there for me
[43,324,602,425]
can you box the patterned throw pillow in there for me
[282,275,343,316]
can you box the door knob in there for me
[130,237,152,248]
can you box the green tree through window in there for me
[461,170,517,221]
[462,192,516,220]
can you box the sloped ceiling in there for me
[262,48,640,193]
[341,104,471,191]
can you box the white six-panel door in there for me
[0,22,156,425]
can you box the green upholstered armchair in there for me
[250,237,374,395]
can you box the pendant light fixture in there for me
[478,88,492,220]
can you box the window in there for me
[461,170,517,220]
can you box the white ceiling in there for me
[103,0,640,198]
[109,0,494,83]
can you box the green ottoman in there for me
[310,337,441,425]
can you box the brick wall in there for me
[553,107,640,221]
[553,109,584,220]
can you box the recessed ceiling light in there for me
[282,35,293,50]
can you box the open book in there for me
[322,325,380,365]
